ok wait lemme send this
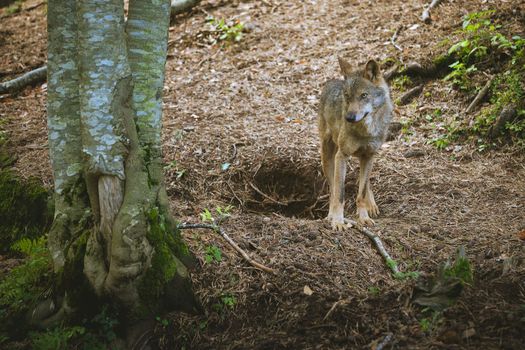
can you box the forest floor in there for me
[1,0,525,349]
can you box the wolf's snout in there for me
[345,113,357,122]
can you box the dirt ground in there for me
[1,0,525,349]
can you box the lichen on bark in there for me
[45,0,199,329]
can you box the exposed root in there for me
[398,84,424,106]
[177,223,277,274]
[465,76,493,114]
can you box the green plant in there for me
[164,160,186,180]
[419,310,442,333]
[391,74,412,92]
[200,205,233,224]
[212,293,237,314]
[5,1,23,15]
[204,245,222,264]
[30,326,86,350]
[442,246,473,284]
[206,16,244,44]
[368,286,380,296]
[0,237,51,316]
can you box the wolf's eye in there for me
[360,93,368,100]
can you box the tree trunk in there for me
[44,0,199,330]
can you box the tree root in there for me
[0,66,47,94]
[398,84,424,106]
[177,223,277,274]
[465,76,493,114]
[488,104,517,139]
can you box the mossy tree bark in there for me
[45,0,199,327]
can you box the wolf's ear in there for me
[364,59,381,82]
[338,57,353,77]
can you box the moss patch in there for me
[0,169,52,252]
[137,206,192,315]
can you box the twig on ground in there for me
[249,181,288,206]
[25,2,46,12]
[0,66,47,95]
[465,76,493,114]
[353,225,399,275]
[376,333,394,350]
[177,223,276,274]
[323,298,352,321]
[422,0,443,24]
[398,84,424,106]
[391,26,403,51]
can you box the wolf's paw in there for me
[331,218,356,231]
[357,216,375,227]
[357,208,375,226]
[368,203,380,217]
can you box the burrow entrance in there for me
[236,159,358,219]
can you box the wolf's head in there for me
[337,57,387,123]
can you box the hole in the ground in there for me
[241,161,328,219]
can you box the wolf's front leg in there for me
[357,155,376,226]
[328,151,355,231]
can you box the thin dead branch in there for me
[0,66,47,95]
[422,0,444,24]
[177,223,277,274]
[376,333,394,350]
[353,225,399,275]
[249,181,288,206]
[391,26,403,51]
[323,297,352,321]
[465,77,493,114]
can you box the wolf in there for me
[318,57,393,230]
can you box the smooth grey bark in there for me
[45,0,198,325]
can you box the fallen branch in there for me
[465,76,493,114]
[376,333,394,350]
[177,223,276,274]
[353,225,399,275]
[0,66,47,95]
[323,297,352,321]
[422,0,443,24]
[171,0,201,16]
[397,84,424,106]
[390,26,403,51]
